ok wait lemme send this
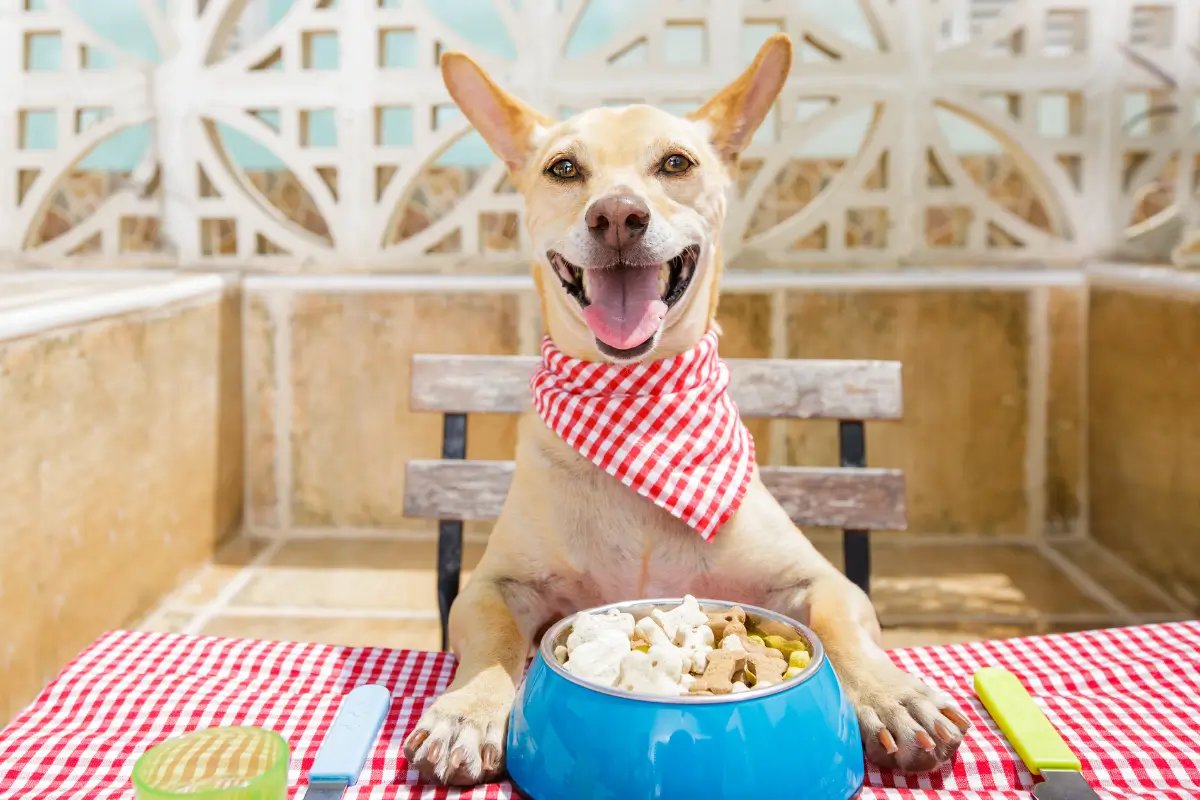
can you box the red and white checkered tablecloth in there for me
[1,622,1198,799]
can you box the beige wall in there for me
[0,289,243,724]
[244,288,522,533]
[1089,280,1200,606]
[245,277,1086,540]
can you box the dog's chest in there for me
[531,434,723,601]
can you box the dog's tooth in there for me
[658,263,670,296]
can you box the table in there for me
[1,622,1197,799]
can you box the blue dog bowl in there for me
[507,598,864,800]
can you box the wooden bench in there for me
[405,355,906,650]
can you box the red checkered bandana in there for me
[530,330,755,541]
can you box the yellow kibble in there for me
[784,666,805,680]
[789,650,811,669]
[748,635,766,647]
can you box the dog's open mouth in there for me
[548,245,700,355]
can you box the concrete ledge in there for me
[0,273,224,342]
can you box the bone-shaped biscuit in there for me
[744,652,788,687]
[689,648,747,694]
[705,606,746,642]
[563,628,630,687]
[566,609,635,655]
[634,615,712,674]
[615,646,685,696]
[674,623,714,673]
[650,595,708,640]
[722,621,784,661]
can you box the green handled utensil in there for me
[974,667,1100,800]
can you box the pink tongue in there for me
[582,266,667,350]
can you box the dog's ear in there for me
[687,33,792,161]
[440,52,552,172]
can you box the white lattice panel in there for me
[0,0,1196,271]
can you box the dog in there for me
[403,34,970,786]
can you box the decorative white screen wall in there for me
[1,0,1197,271]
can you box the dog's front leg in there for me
[403,577,528,786]
[781,570,972,773]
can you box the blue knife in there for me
[301,684,392,799]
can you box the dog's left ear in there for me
[688,33,792,161]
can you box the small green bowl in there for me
[132,726,289,800]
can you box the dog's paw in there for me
[850,661,971,773]
[403,686,512,786]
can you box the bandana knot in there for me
[529,330,755,541]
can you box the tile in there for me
[870,543,1106,621]
[1048,539,1179,615]
[1046,286,1085,535]
[136,611,195,634]
[168,536,271,606]
[784,290,1031,535]
[198,615,443,651]
[288,292,521,528]
[230,538,486,611]
[243,293,279,529]
[716,292,774,463]
[1089,288,1200,607]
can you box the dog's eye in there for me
[660,154,693,175]
[547,158,580,180]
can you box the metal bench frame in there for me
[407,356,905,650]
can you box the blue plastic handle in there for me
[307,684,392,785]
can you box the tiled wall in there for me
[0,279,243,724]
[243,272,1087,541]
[1089,269,1200,607]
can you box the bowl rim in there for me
[538,598,826,704]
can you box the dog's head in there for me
[441,35,792,362]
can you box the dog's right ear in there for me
[440,52,552,172]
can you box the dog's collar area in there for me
[547,246,700,311]
[530,330,755,541]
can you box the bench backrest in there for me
[405,356,907,530]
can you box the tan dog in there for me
[403,34,970,786]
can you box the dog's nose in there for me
[586,194,650,250]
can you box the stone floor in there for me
[135,532,1191,652]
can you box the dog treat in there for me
[558,597,814,697]
[690,649,747,694]
[744,652,788,687]
[674,622,715,673]
[718,632,748,655]
[567,608,635,655]
[722,621,785,661]
[651,595,707,640]
[636,606,713,674]
[616,646,686,695]
[764,634,811,663]
[563,628,630,686]
[705,606,746,641]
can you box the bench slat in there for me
[411,356,902,420]
[405,460,906,530]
